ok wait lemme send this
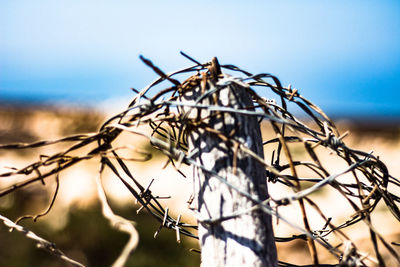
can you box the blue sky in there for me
[1,1,400,117]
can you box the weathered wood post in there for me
[181,58,277,266]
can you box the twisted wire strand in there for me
[0,54,399,266]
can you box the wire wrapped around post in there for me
[1,53,400,266]
[180,57,277,266]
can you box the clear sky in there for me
[1,1,400,117]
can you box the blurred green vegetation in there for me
[0,190,200,267]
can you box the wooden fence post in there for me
[182,58,277,266]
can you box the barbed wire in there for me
[0,213,84,267]
[1,52,400,266]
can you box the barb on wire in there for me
[1,53,399,266]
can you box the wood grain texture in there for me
[182,69,277,267]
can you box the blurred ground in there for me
[0,104,399,266]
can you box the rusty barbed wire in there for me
[1,52,400,266]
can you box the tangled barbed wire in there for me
[1,52,400,266]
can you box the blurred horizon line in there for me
[1,95,400,124]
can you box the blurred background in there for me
[1,1,400,266]
[1,0,400,117]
